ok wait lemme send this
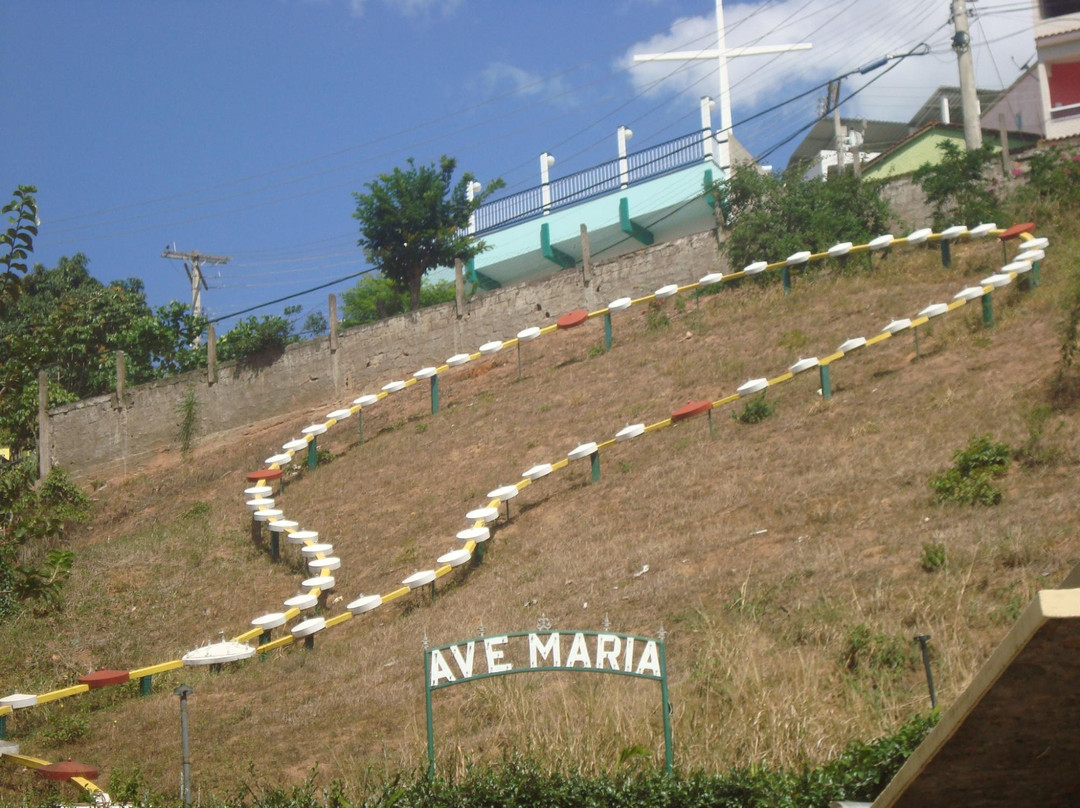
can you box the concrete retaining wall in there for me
[47,229,724,478]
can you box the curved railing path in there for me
[0,223,1050,801]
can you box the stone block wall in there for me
[47,229,724,478]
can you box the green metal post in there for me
[781,266,791,294]
[504,500,511,521]
[659,640,673,775]
[590,452,600,482]
[0,714,6,740]
[269,531,279,561]
[940,241,951,268]
[473,541,487,565]
[1032,260,1041,287]
[707,409,713,436]
[603,312,612,351]
[140,675,152,696]
[259,629,271,646]
[307,438,317,471]
[982,293,994,328]
[357,410,364,445]
[430,376,440,415]
[304,635,315,651]
[251,516,261,546]
[819,364,832,400]
[425,650,435,777]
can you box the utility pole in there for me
[161,247,230,321]
[951,0,982,150]
[826,79,846,176]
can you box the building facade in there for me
[1034,0,1080,139]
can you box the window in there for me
[1042,0,1080,18]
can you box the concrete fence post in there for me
[455,259,465,317]
[207,323,217,385]
[37,370,51,481]
[115,350,126,408]
[998,114,1012,174]
[580,225,593,288]
[328,293,338,353]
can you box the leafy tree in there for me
[0,254,206,450]
[352,156,503,310]
[215,307,300,362]
[1,185,38,311]
[302,310,329,337]
[0,458,89,617]
[719,168,891,270]
[913,140,1000,230]
[340,274,456,327]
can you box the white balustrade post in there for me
[466,180,482,235]
[617,126,633,189]
[700,96,717,163]
[540,152,555,214]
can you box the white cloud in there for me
[472,61,579,108]
[621,0,1037,125]
[348,0,462,18]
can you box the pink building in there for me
[1034,0,1080,138]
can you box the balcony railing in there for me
[1050,100,1080,120]
[472,129,712,236]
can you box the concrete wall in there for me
[47,228,724,479]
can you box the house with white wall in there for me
[1034,0,1080,139]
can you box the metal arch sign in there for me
[423,629,672,774]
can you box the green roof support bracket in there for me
[619,197,654,245]
[540,222,576,269]
[703,168,716,210]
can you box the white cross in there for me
[633,0,811,175]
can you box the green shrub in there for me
[840,624,916,677]
[732,393,775,424]
[645,300,669,332]
[1050,261,1080,407]
[14,548,75,612]
[1016,144,1080,211]
[719,168,890,271]
[920,541,947,573]
[1015,402,1059,466]
[176,385,199,458]
[340,275,456,327]
[929,434,1010,505]
[913,141,1000,230]
[216,306,301,362]
[38,711,90,748]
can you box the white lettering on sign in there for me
[635,640,661,678]
[529,632,561,667]
[565,633,591,668]
[429,649,456,686]
[484,635,512,673]
[429,632,662,687]
[596,633,621,670]
[450,641,476,679]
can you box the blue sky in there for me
[2,0,1036,331]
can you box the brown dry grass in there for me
[2,230,1078,799]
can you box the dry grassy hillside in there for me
[2,228,1078,800]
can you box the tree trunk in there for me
[409,272,422,311]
